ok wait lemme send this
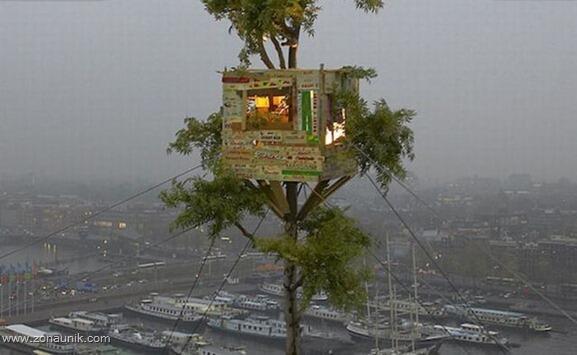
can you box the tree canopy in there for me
[202,0,385,68]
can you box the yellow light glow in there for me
[255,97,270,108]
[325,122,346,145]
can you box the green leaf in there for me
[160,170,266,239]
[255,207,372,312]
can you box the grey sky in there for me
[1,0,576,183]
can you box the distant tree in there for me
[162,2,416,354]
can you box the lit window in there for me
[246,87,293,130]
[325,95,346,145]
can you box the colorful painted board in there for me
[221,68,359,182]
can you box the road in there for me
[5,275,257,325]
[1,257,265,324]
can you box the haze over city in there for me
[2,0,577,183]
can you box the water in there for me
[0,243,108,274]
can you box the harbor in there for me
[1,279,574,355]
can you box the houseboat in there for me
[109,327,166,353]
[260,282,328,301]
[444,305,552,332]
[303,304,348,323]
[125,293,229,325]
[421,323,510,347]
[0,324,75,354]
[49,316,105,335]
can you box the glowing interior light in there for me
[325,108,347,145]
[255,97,270,108]
[325,122,346,145]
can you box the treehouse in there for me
[221,66,358,183]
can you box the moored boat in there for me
[444,305,552,332]
[68,311,123,329]
[259,282,328,301]
[125,293,231,325]
[346,319,447,350]
[207,315,287,342]
[420,322,510,347]
[0,324,75,354]
[49,316,105,335]
[303,304,348,323]
[109,327,166,353]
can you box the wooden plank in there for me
[246,180,284,219]
[255,180,286,219]
[322,176,352,201]
[296,180,330,220]
[269,181,290,215]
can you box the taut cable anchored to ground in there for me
[352,141,577,327]
[1,226,197,316]
[365,173,510,353]
[303,183,485,354]
[173,210,269,354]
[163,236,217,347]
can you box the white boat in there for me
[304,304,348,323]
[164,331,247,355]
[0,324,75,354]
[421,322,509,347]
[49,317,105,335]
[233,294,279,312]
[68,311,123,329]
[172,344,247,355]
[259,282,328,301]
[196,345,247,355]
[207,315,287,341]
[125,293,229,324]
[214,291,236,305]
[354,240,447,353]
[108,327,165,353]
[369,346,436,355]
[444,305,552,332]
[346,319,447,349]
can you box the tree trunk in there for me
[288,46,298,69]
[288,26,300,69]
[285,28,301,353]
[284,182,301,355]
[284,258,301,355]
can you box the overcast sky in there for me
[1,0,577,184]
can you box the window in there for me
[246,87,293,130]
[325,94,346,145]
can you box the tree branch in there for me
[287,24,301,68]
[271,36,287,69]
[258,40,276,69]
[294,275,304,289]
[234,222,256,245]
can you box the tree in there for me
[203,0,384,69]
[162,2,415,354]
